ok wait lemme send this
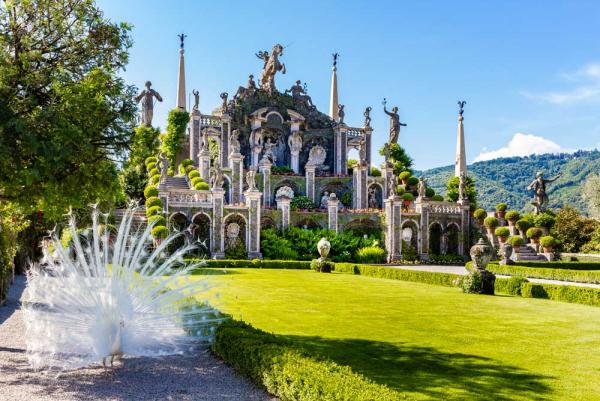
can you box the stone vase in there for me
[469,238,493,270]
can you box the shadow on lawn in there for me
[282,335,554,401]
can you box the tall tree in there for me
[0,0,136,220]
[583,174,600,219]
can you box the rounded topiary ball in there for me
[146,205,162,217]
[508,236,524,247]
[195,181,209,190]
[399,171,412,181]
[425,187,435,197]
[473,209,487,220]
[191,177,203,186]
[484,216,499,228]
[495,203,508,212]
[144,186,158,199]
[148,214,166,227]
[188,170,200,179]
[145,196,162,209]
[407,176,419,187]
[151,225,168,239]
[505,210,520,221]
[526,227,543,239]
[495,227,510,237]
[432,194,444,201]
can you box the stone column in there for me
[198,149,211,182]
[220,114,231,169]
[352,163,368,209]
[229,152,244,205]
[189,110,201,165]
[327,193,340,233]
[364,127,373,173]
[458,200,470,256]
[245,188,262,259]
[415,199,430,261]
[276,196,291,231]
[381,164,395,198]
[384,195,402,263]
[305,164,316,204]
[211,188,225,259]
[259,158,272,207]
[334,126,348,176]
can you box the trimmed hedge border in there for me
[334,263,461,287]
[212,320,403,401]
[509,261,600,271]
[189,259,311,270]
[521,282,600,307]
[485,263,600,284]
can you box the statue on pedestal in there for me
[230,129,241,154]
[256,44,286,96]
[134,81,163,127]
[288,131,303,153]
[418,177,427,199]
[527,171,562,214]
[192,89,200,110]
[368,187,378,209]
[382,98,406,162]
[210,164,224,190]
[458,172,467,201]
[320,191,330,209]
[262,139,276,164]
[338,104,345,124]
[359,135,367,164]
[246,170,257,191]
[388,175,397,197]
[220,92,229,113]
[363,106,372,128]
[158,151,168,184]
[199,131,209,152]
[285,80,314,108]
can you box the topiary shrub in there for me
[370,166,381,177]
[473,209,487,221]
[181,158,193,167]
[462,269,495,295]
[188,170,200,179]
[185,164,195,173]
[144,185,158,198]
[425,187,435,197]
[290,196,315,210]
[526,227,543,239]
[151,225,168,239]
[191,177,203,187]
[146,162,156,172]
[495,203,508,212]
[505,210,520,222]
[431,194,444,201]
[407,176,419,187]
[145,156,157,165]
[148,214,166,227]
[508,236,524,247]
[540,235,557,249]
[484,216,499,229]
[148,168,159,177]
[399,171,412,181]
[195,182,209,190]
[515,219,532,233]
[146,205,162,217]
[401,192,414,202]
[149,174,160,185]
[356,246,386,264]
[534,213,556,229]
[496,276,528,296]
[310,259,334,273]
[494,227,510,238]
[395,185,405,196]
[145,196,162,209]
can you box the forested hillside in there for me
[419,150,600,214]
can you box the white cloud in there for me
[473,133,573,162]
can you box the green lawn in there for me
[195,269,600,401]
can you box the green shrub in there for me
[370,166,381,177]
[272,166,294,174]
[428,254,465,265]
[191,177,203,187]
[310,259,334,273]
[334,263,461,287]
[260,229,300,260]
[146,205,162,217]
[356,246,386,264]
[399,171,412,181]
[395,185,405,196]
[515,219,532,232]
[145,156,157,165]
[148,214,166,227]
[485,263,600,284]
[212,320,401,401]
[144,185,158,198]
[494,227,510,237]
[192,259,311,269]
[181,158,193,167]
[145,196,162,209]
[521,213,536,225]
[535,213,556,229]
[495,203,508,212]
[512,261,600,270]
[149,167,159,177]
[149,174,160,185]
[195,182,209,190]
[188,170,200,179]
[462,270,483,293]
[473,209,487,220]
[151,225,168,238]
[526,227,543,239]
[401,192,414,202]
[484,216,499,229]
[425,187,435,197]
[540,235,557,248]
[185,164,195,173]
[290,196,315,210]
[505,210,520,221]
[407,176,419,187]
[495,276,528,295]
[508,236,524,247]
[431,194,444,201]
[521,282,600,307]
[146,162,156,172]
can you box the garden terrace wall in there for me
[212,320,402,401]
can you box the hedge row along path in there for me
[0,277,272,401]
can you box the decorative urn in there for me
[470,238,493,270]
[317,237,331,261]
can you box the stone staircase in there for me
[513,244,547,261]
[114,209,148,232]
[165,176,190,189]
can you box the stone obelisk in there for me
[455,101,467,177]
[329,53,339,121]
[176,34,187,111]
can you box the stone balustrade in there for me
[165,189,213,207]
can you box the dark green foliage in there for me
[340,191,352,207]
[494,277,528,296]
[496,203,508,212]
[334,263,461,286]
[484,216,499,228]
[425,187,435,197]
[431,194,444,201]
[534,213,556,229]
[581,227,600,254]
[395,185,405,196]
[211,320,401,401]
[401,240,419,262]
[121,126,161,201]
[370,166,381,177]
[462,269,495,294]
[473,208,487,220]
[508,236,524,247]
[144,186,158,198]
[310,259,334,272]
[402,192,414,202]
[507,261,600,270]
[446,175,477,209]
[379,144,413,176]
[407,176,419,187]
[162,109,189,173]
[191,259,312,269]
[145,196,162,209]
[540,236,557,248]
[260,229,299,260]
[428,254,466,265]
[521,282,600,307]
[356,246,386,264]
[225,239,247,260]
[494,227,510,237]
[505,210,520,221]
[290,196,315,210]
[515,219,532,233]
[551,206,599,252]
[526,227,543,239]
[272,166,294,174]
[485,263,600,284]
[418,150,600,213]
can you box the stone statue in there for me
[226,222,240,248]
[230,129,241,154]
[383,98,406,146]
[192,89,200,110]
[527,171,562,214]
[359,135,367,164]
[158,151,168,184]
[255,44,286,96]
[320,191,330,209]
[210,164,224,190]
[458,172,467,201]
[338,104,345,124]
[317,237,331,261]
[368,187,378,209]
[332,52,339,68]
[388,175,397,197]
[220,92,228,113]
[275,185,294,199]
[246,170,257,191]
[458,100,466,116]
[363,106,372,128]
[499,243,514,265]
[262,139,276,164]
[307,145,327,168]
[288,131,303,153]
[177,33,187,49]
[285,80,314,108]
[134,81,163,127]
[418,177,427,199]
[199,131,209,152]
[247,74,257,91]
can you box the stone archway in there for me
[447,223,460,255]
[401,220,419,258]
[223,213,247,259]
[191,212,211,258]
[429,222,443,256]
[367,183,383,209]
[168,212,189,252]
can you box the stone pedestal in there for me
[198,150,211,182]
[229,152,244,205]
[211,188,225,259]
[327,194,340,233]
[384,195,403,263]
[220,114,231,169]
[276,196,291,231]
[305,165,316,204]
[415,199,430,261]
[259,158,272,207]
[334,126,348,176]
[189,110,201,165]
[352,163,368,209]
[364,127,373,173]
[458,200,470,256]
[245,189,262,259]
[381,164,395,198]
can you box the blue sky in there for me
[98,0,600,170]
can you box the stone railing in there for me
[165,189,213,207]
[428,201,463,214]
[199,114,222,128]
[345,127,365,138]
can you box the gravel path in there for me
[0,276,274,401]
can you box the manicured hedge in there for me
[521,282,600,307]
[513,261,600,270]
[190,259,312,270]
[334,263,461,287]
[494,276,528,295]
[212,320,402,401]
[485,263,600,284]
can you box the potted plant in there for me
[473,208,487,225]
[534,213,556,235]
[505,210,520,226]
[494,227,510,243]
[399,171,411,186]
[526,227,543,244]
[508,235,524,252]
[483,216,499,235]
[402,192,414,207]
[540,235,557,253]
[515,218,532,236]
[495,203,508,219]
